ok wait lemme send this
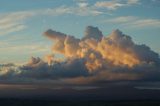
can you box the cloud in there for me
[83,26,103,41]
[44,29,67,41]
[0,4,102,35]
[0,11,35,35]
[95,1,125,10]
[95,0,140,10]
[105,16,138,23]
[127,0,140,5]
[44,29,80,56]
[0,0,141,36]
[104,16,160,28]
[0,57,88,81]
[0,44,50,54]
[126,19,160,28]
[0,25,27,35]
[56,5,103,16]
[0,26,160,84]
[0,0,142,35]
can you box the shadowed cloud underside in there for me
[0,26,160,84]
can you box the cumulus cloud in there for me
[0,26,160,84]
[83,26,103,41]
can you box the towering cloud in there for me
[44,27,160,71]
[44,29,80,57]
[0,26,160,84]
[83,26,103,40]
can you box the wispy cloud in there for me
[0,0,141,35]
[95,0,140,10]
[105,16,138,23]
[0,44,50,54]
[0,11,35,35]
[0,25,27,35]
[126,19,160,28]
[44,5,103,16]
[104,16,160,28]
[0,3,103,35]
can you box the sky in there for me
[0,0,160,64]
[0,0,160,100]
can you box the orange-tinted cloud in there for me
[0,26,160,84]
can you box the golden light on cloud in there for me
[0,26,160,84]
[44,27,142,72]
[45,54,54,66]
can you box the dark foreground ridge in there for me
[0,98,160,106]
[1,83,160,105]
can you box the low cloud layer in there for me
[0,26,160,84]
